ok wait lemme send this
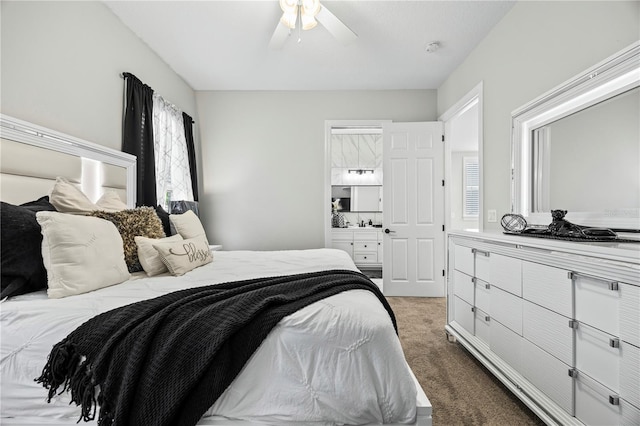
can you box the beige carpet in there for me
[387,297,545,426]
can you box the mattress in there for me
[1,248,417,425]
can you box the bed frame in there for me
[0,114,432,426]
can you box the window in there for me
[463,156,479,218]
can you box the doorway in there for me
[440,82,483,232]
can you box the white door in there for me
[382,122,445,297]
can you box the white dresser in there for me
[331,228,383,268]
[446,231,640,426]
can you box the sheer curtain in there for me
[152,94,194,211]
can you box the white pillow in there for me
[135,234,183,276]
[152,236,213,276]
[36,211,130,298]
[96,190,128,212]
[169,210,209,244]
[49,177,97,215]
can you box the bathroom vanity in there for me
[446,230,640,426]
[331,228,383,269]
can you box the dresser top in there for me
[448,230,640,265]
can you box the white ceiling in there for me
[105,1,515,91]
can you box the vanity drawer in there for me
[453,296,474,335]
[474,307,491,347]
[575,371,640,426]
[353,253,377,263]
[490,254,522,296]
[521,338,573,415]
[453,270,474,306]
[475,278,490,314]
[355,231,378,241]
[523,300,572,366]
[454,244,474,276]
[490,286,522,335]
[354,241,376,252]
[522,262,572,317]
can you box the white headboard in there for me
[0,114,136,207]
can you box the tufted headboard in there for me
[0,114,136,206]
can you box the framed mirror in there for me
[511,41,640,231]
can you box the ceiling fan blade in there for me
[269,21,291,50]
[316,5,357,45]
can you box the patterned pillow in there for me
[152,236,213,276]
[91,207,165,273]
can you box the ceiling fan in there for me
[269,0,358,49]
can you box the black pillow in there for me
[155,205,172,236]
[20,196,57,213]
[1,201,52,298]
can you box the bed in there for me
[0,114,432,426]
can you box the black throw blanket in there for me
[36,269,395,426]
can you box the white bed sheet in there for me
[1,248,417,425]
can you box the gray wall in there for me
[1,1,197,154]
[437,1,640,230]
[196,90,436,250]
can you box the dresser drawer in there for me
[353,253,377,263]
[490,286,522,335]
[523,300,572,366]
[574,273,621,337]
[620,341,640,409]
[620,283,640,348]
[475,249,490,282]
[522,262,572,317]
[576,322,622,394]
[490,254,522,296]
[490,318,522,374]
[474,307,491,347]
[521,338,573,415]
[355,231,378,241]
[475,278,490,314]
[453,270,474,306]
[354,241,376,252]
[453,296,474,335]
[454,244,474,276]
[575,371,640,426]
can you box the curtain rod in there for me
[120,72,195,124]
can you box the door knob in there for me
[384,228,395,234]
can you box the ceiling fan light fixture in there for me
[301,0,321,17]
[280,11,298,29]
[279,0,298,14]
[301,14,318,30]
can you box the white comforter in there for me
[1,249,416,425]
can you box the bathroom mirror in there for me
[331,185,382,212]
[511,42,640,230]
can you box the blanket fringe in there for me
[35,340,102,424]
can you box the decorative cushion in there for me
[19,195,57,213]
[170,210,209,244]
[91,207,166,273]
[155,205,172,236]
[135,234,183,276]
[36,211,130,299]
[0,200,54,298]
[96,190,128,212]
[152,236,213,276]
[49,177,97,215]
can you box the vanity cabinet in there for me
[331,228,382,268]
[446,231,640,426]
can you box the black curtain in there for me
[182,112,199,201]
[122,72,156,207]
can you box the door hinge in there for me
[442,179,445,186]
[442,224,445,232]
[442,135,445,142]
[442,269,445,277]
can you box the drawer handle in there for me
[471,277,477,284]
[484,315,490,322]
[364,245,368,248]
[568,368,578,378]
[609,395,620,406]
[471,307,476,313]
[609,338,620,348]
[485,283,490,290]
[471,248,490,257]
[568,320,579,329]
[569,271,619,291]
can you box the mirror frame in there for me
[511,41,640,230]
